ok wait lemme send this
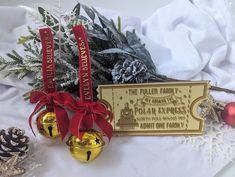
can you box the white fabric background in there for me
[1,0,235,177]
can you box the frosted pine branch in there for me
[0,3,159,99]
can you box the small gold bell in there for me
[67,132,105,162]
[36,111,60,139]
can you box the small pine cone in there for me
[111,59,149,84]
[0,127,30,161]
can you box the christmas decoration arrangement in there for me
[1,2,235,167]
[28,24,112,162]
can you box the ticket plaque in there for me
[98,81,209,136]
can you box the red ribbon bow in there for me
[68,101,113,141]
[69,25,113,141]
[29,91,76,140]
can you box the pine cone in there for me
[111,59,149,84]
[0,127,30,161]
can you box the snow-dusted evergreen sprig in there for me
[0,3,161,99]
[0,51,36,80]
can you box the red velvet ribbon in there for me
[29,28,71,139]
[68,101,113,141]
[39,27,56,112]
[40,28,56,94]
[29,91,76,140]
[70,25,113,141]
[29,26,113,141]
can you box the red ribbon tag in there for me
[69,25,113,141]
[73,25,93,103]
[39,28,56,94]
[28,28,70,140]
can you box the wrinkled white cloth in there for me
[1,0,235,177]
[143,0,235,92]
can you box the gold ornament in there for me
[66,132,105,162]
[36,111,60,138]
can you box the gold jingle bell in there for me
[67,132,105,162]
[36,111,60,139]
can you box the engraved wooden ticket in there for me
[98,81,209,135]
